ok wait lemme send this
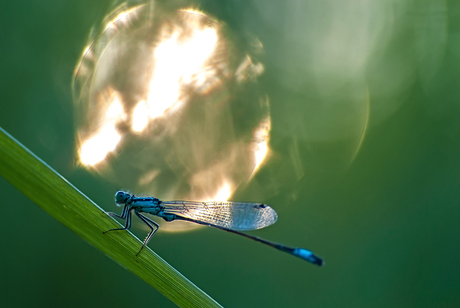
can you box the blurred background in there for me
[1,0,459,307]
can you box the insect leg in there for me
[105,203,130,219]
[103,207,133,233]
[134,212,159,256]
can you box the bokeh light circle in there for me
[73,2,270,212]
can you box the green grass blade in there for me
[0,127,222,308]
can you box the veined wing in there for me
[160,200,278,231]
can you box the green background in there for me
[1,0,459,307]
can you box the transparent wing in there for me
[160,200,278,231]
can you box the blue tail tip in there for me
[311,255,324,266]
[293,248,324,266]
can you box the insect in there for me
[104,191,323,266]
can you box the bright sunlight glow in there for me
[141,18,218,127]
[79,91,125,166]
[132,100,149,133]
[208,182,232,202]
[251,115,271,175]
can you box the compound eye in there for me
[115,191,129,204]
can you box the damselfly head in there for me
[115,191,131,204]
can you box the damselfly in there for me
[104,191,324,266]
